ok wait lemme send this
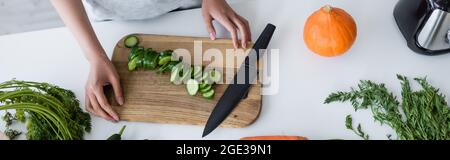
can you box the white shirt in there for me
[85,0,202,21]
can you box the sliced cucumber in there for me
[158,56,172,66]
[128,57,139,71]
[124,35,139,48]
[135,48,145,69]
[199,83,208,89]
[186,79,199,96]
[147,53,158,70]
[201,72,213,84]
[200,85,212,93]
[202,89,215,99]
[143,52,151,70]
[163,61,180,73]
[180,68,192,82]
[209,70,222,83]
[128,46,138,61]
[170,67,180,83]
[194,74,202,80]
[192,66,202,78]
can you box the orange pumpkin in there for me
[303,5,357,57]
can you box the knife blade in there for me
[202,23,276,137]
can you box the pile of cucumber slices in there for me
[125,35,221,99]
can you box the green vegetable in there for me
[136,49,145,69]
[180,67,192,82]
[107,125,126,140]
[0,80,91,140]
[143,51,158,70]
[200,85,212,93]
[208,70,222,83]
[199,83,208,89]
[186,79,199,96]
[170,67,180,83]
[160,50,173,57]
[201,72,211,84]
[202,89,215,99]
[128,57,139,71]
[158,56,172,66]
[148,53,159,70]
[325,75,450,140]
[128,47,139,61]
[192,66,202,78]
[124,35,139,48]
[124,36,216,99]
[345,115,368,140]
[143,52,150,70]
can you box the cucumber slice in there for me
[128,46,138,61]
[194,73,202,80]
[143,52,151,70]
[124,35,139,48]
[201,72,212,84]
[199,83,208,89]
[135,48,145,69]
[148,53,158,70]
[202,89,215,99]
[186,79,199,96]
[200,85,212,93]
[171,63,183,74]
[170,67,180,83]
[209,70,222,83]
[157,63,169,74]
[163,61,180,73]
[192,66,202,78]
[128,57,139,71]
[180,68,192,82]
[158,56,172,66]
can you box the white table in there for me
[2,0,449,140]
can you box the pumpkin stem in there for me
[323,5,332,13]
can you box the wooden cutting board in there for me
[107,34,262,128]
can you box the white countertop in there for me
[2,0,450,140]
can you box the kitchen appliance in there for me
[394,0,450,55]
[202,24,276,137]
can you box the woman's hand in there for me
[85,55,124,122]
[202,0,251,49]
[51,0,124,122]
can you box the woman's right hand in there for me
[51,0,124,122]
[85,55,124,122]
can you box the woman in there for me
[51,0,251,122]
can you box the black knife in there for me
[202,23,276,137]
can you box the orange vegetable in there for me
[303,5,357,57]
[240,136,308,140]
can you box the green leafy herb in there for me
[0,80,91,140]
[345,115,369,140]
[325,75,450,140]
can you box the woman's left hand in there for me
[202,0,251,49]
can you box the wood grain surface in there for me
[107,34,262,128]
